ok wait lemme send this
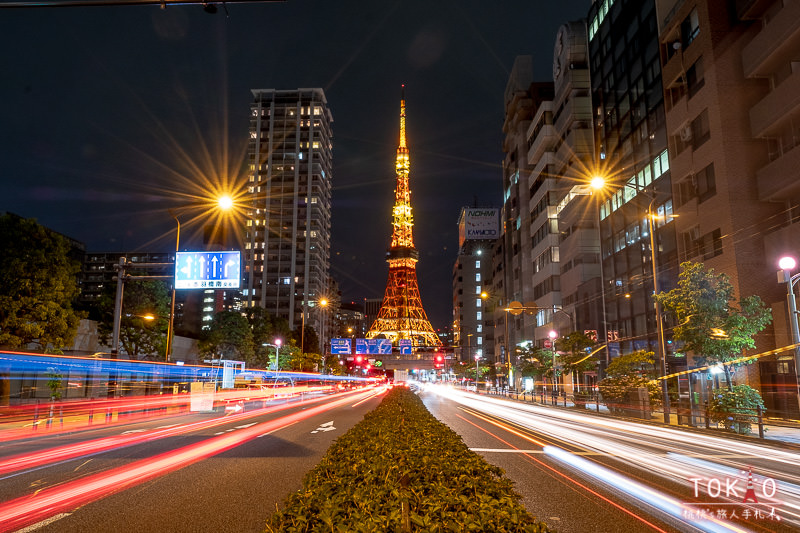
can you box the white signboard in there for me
[459,208,499,246]
[175,251,241,289]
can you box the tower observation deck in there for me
[365,87,440,347]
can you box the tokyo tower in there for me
[366,87,441,347]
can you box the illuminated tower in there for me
[366,88,440,347]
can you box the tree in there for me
[246,307,292,368]
[555,332,596,377]
[97,280,170,359]
[285,344,321,372]
[598,350,662,413]
[199,311,254,362]
[515,345,551,378]
[294,323,319,355]
[0,214,82,352]
[654,261,772,388]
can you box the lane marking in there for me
[13,512,71,532]
[311,421,336,433]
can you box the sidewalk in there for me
[486,389,800,447]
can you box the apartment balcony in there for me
[742,1,800,78]
[757,143,800,202]
[736,0,778,21]
[749,68,800,138]
[527,124,556,164]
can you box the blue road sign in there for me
[399,339,412,355]
[175,251,241,289]
[355,339,368,355]
[356,339,393,355]
[330,338,351,355]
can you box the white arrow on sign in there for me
[311,421,335,433]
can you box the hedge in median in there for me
[266,386,551,532]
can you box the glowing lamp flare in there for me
[217,195,233,210]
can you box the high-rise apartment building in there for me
[453,206,498,363]
[549,21,602,345]
[587,0,679,366]
[245,89,333,336]
[499,56,554,365]
[656,0,800,415]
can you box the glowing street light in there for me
[778,256,800,407]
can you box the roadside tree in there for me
[199,310,254,362]
[97,280,169,359]
[598,350,661,413]
[245,306,292,368]
[0,214,82,352]
[654,261,772,389]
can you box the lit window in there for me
[475,273,481,282]
[476,325,482,333]
[477,337,483,345]
[475,286,481,294]
[476,311,482,320]
[476,299,482,308]
[475,260,481,268]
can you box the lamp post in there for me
[166,195,233,362]
[319,298,329,373]
[165,211,180,362]
[591,177,670,423]
[548,330,558,396]
[261,339,281,371]
[778,256,800,409]
[474,354,481,393]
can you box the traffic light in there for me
[355,355,363,364]
[434,353,444,369]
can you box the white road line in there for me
[13,513,71,532]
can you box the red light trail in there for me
[0,389,376,532]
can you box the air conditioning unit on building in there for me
[680,123,693,142]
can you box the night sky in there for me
[1,0,589,330]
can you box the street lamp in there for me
[165,195,233,362]
[165,210,181,363]
[474,354,481,393]
[548,330,558,396]
[319,297,329,373]
[591,176,670,423]
[778,256,800,409]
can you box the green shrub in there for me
[708,384,765,435]
[266,387,550,532]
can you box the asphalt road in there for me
[0,387,385,533]
[419,384,799,533]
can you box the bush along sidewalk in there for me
[266,386,551,532]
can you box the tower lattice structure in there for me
[366,88,440,347]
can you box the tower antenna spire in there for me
[366,88,440,347]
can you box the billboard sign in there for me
[459,208,499,247]
[330,338,351,355]
[175,251,240,290]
